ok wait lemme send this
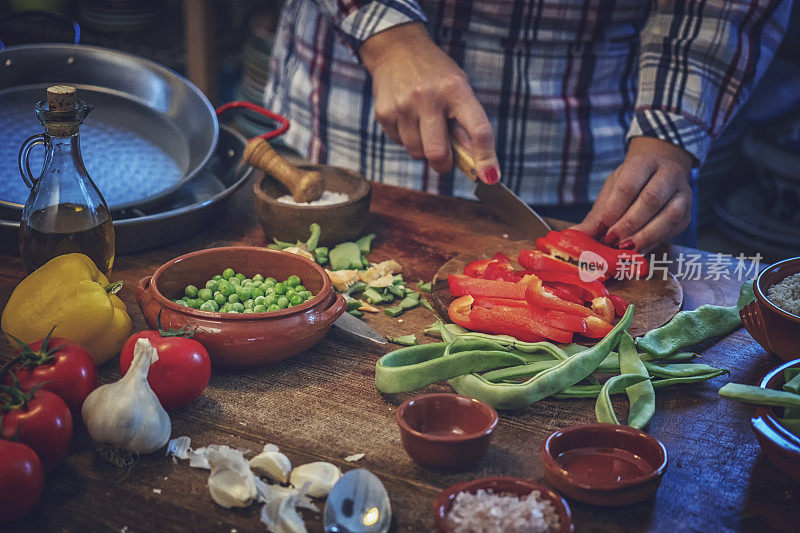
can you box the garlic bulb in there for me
[250,444,292,484]
[82,338,171,454]
[289,462,342,498]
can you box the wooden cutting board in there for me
[431,243,683,339]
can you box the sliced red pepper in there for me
[448,274,526,299]
[518,250,580,274]
[544,282,585,304]
[536,229,649,280]
[608,293,628,317]
[590,296,615,323]
[463,259,493,278]
[583,316,614,338]
[493,252,512,262]
[449,295,549,342]
[483,260,520,282]
[473,305,573,343]
[472,297,588,334]
[523,274,594,318]
[533,270,609,299]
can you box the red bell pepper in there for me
[523,274,594,318]
[448,274,526,299]
[533,270,609,299]
[584,316,614,338]
[483,260,520,282]
[448,296,573,343]
[608,293,628,318]
[544,282,585,304]
[518,250,580,274]
[471,296,588,334]
[536,229,649,280]
[590,296,615,323]
[463,259,493,278]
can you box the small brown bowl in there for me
[751,358,800,482]
[541,423,668,506]
[395,393,498,470]
[135,246,345,366]
[433,477,574,533]
[741,257,800,361]
[253,164,371,247]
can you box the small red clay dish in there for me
[395,393,498,470]
[541,423,667,506]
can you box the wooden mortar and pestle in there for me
[246,138,371,246]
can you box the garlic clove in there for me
[260,481,312,533]
[289,462,342,498]
[206,446,257,508]
[250,450,292,484]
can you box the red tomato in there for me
[120,331,210,410]
[1,389,72,472]
[0,440,44,523]
[4,336,97,417]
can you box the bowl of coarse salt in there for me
[253,158,371,247]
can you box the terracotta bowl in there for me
[395,393,498,470]
[751,358,800,482]
[433,477,574,533]
[135,246,346,366]
[253,164,372,247]
[541,423,668,506]
[740,257,800,361]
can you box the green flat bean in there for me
[719,383,800,409]
[388,285,406,298]
[426,319,570,357]
[363,287,384,305]
[305,223,321,251]
[554,372,728,398]
[375,343,527,394]
[355,233,375,254]
[637,279,754,358]
[784,368,800,394]
[418,280,432,293]
[399,296,420,310]
[595,373,651,426]
[420,299,434,311]
[448,306,634,410]
[384,306,404,317]
[329,242,363,270]
[617,333,655,428]
[347,281,367,294]
[391,335,417,346]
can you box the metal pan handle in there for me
[18,134,45,189]
[0,10,81,50]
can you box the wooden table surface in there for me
[2,178,798,532]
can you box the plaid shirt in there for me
[264,0,791,205]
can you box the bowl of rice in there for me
[433,477,573,533]
[741,256,800,361]
[253,162,371,247]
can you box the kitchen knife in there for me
[451,138,552,239]
[333,311,388,345]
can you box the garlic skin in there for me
[289,462,342,498]
[82,338,171,454]
[207,447,257,508]
[250,444,292,484]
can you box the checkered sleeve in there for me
[311,0,428,52]
[627,0,792,165]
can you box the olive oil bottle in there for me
[18,86,115,275]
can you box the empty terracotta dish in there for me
[751,358,800,482]
[541,423,667,506]
[395,393,498,470]
[253,162,371,247]
[433,477,573,533]
[740,256,800,361]
[135,246,345,366]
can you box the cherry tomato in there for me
[0,440,44,523]
[4,335,97,417]
[1,389,72,472]
[120,331,210,410]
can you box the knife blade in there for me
[333,311,388,345]
[451,137,552,239]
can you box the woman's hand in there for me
[360,23,500,183]
[573,137,694,254]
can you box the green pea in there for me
[285,275,301,288]
[220,303,233,313]
[218,281,234,297]
[244,308,255,313]
[213,274,223,281]
[235,273,246,281]
[252,280,263,288]
[254,295,266,306]
[244,299,255,310]
[251,286,265,298]
[232,302,245,313]
[200,300,218,312]
[274,282,286,295]
[214,292,226,306]
[174,299,187,306]
[265,278,277,287]
[295,284,306,293]
[277,296,290,309]
[290,295,303,306]
[205,279,219,292]
[222,268,235,280]
[264,293,277,306]
[228,293,240,304]
[185,285,199,298]
[267,304,280,312]
[285,289,297,300]
[242,279,253,287]
[253,274,265,282]
[230,277,241,286]
[253,304,267,313]
[299,290,313,300]
[197,288,213,301]
[236,286,252,300]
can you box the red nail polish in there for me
[482,167,500,184]
[618,239,636,250]
[604,231,619,247]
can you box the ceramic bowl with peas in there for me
[135,246,346,366]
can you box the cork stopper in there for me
[47,85,77,112]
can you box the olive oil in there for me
[20,203,115,275]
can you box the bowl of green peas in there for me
[135,246,346,366]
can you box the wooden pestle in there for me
[244,138,324,203]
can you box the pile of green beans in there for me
[719,369,800,439]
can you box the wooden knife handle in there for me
[244,138,324,203]
[450,136,480,182]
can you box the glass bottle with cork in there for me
[18,85,115,275]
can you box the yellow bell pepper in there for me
[1,253,131,365]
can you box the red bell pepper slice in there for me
[590,296,615,323]
[473,305,573,343]
[608,293,628,318]
[471,296,588,334]
[533,270,609,299]
[518,250,580,274]
[536,229,649,280]
[493,252,512,262]
[584,316,614,338]
[448,274,526,299]
[523,274,594,318]
[449,295,548,342]
[463,259,493,278]
[482,260,520,282]
[544,282,585,304]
